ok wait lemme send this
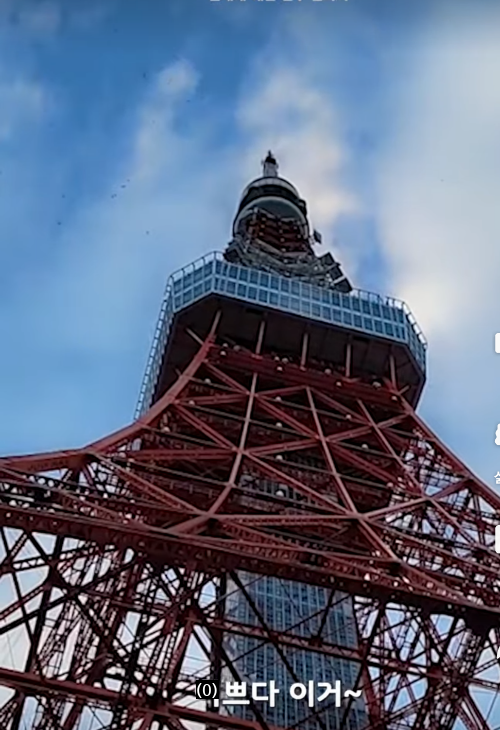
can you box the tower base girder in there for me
[0,311,498,729]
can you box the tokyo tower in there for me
[0,152,499,730]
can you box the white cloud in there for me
[0,58,220,449]
[0,76,47,139]
[157,61,198,97]
[68,2,114,31]
[17,1,61,36]
[132,60,200,182]
[375,4,500,476]
[378,11,500,338]
[25,59,229,358]
[3,0,114,37]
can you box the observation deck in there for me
[136,251,426,417]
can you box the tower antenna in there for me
[262,149,279,177]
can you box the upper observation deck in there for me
[136,251,426,417]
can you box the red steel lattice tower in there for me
[0,153,500,730]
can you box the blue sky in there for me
[1,0,500,493]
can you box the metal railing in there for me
[135,252,427,418]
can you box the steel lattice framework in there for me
[0,312,499,730]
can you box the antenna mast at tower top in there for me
[262,150,279,177]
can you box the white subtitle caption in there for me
[196,679,362,708]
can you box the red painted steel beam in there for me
[0,498,496,626]
[0,667,279,730]
[0,330,499,729]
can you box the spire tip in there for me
[262,151,279,178]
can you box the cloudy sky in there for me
[0,0,500,489]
